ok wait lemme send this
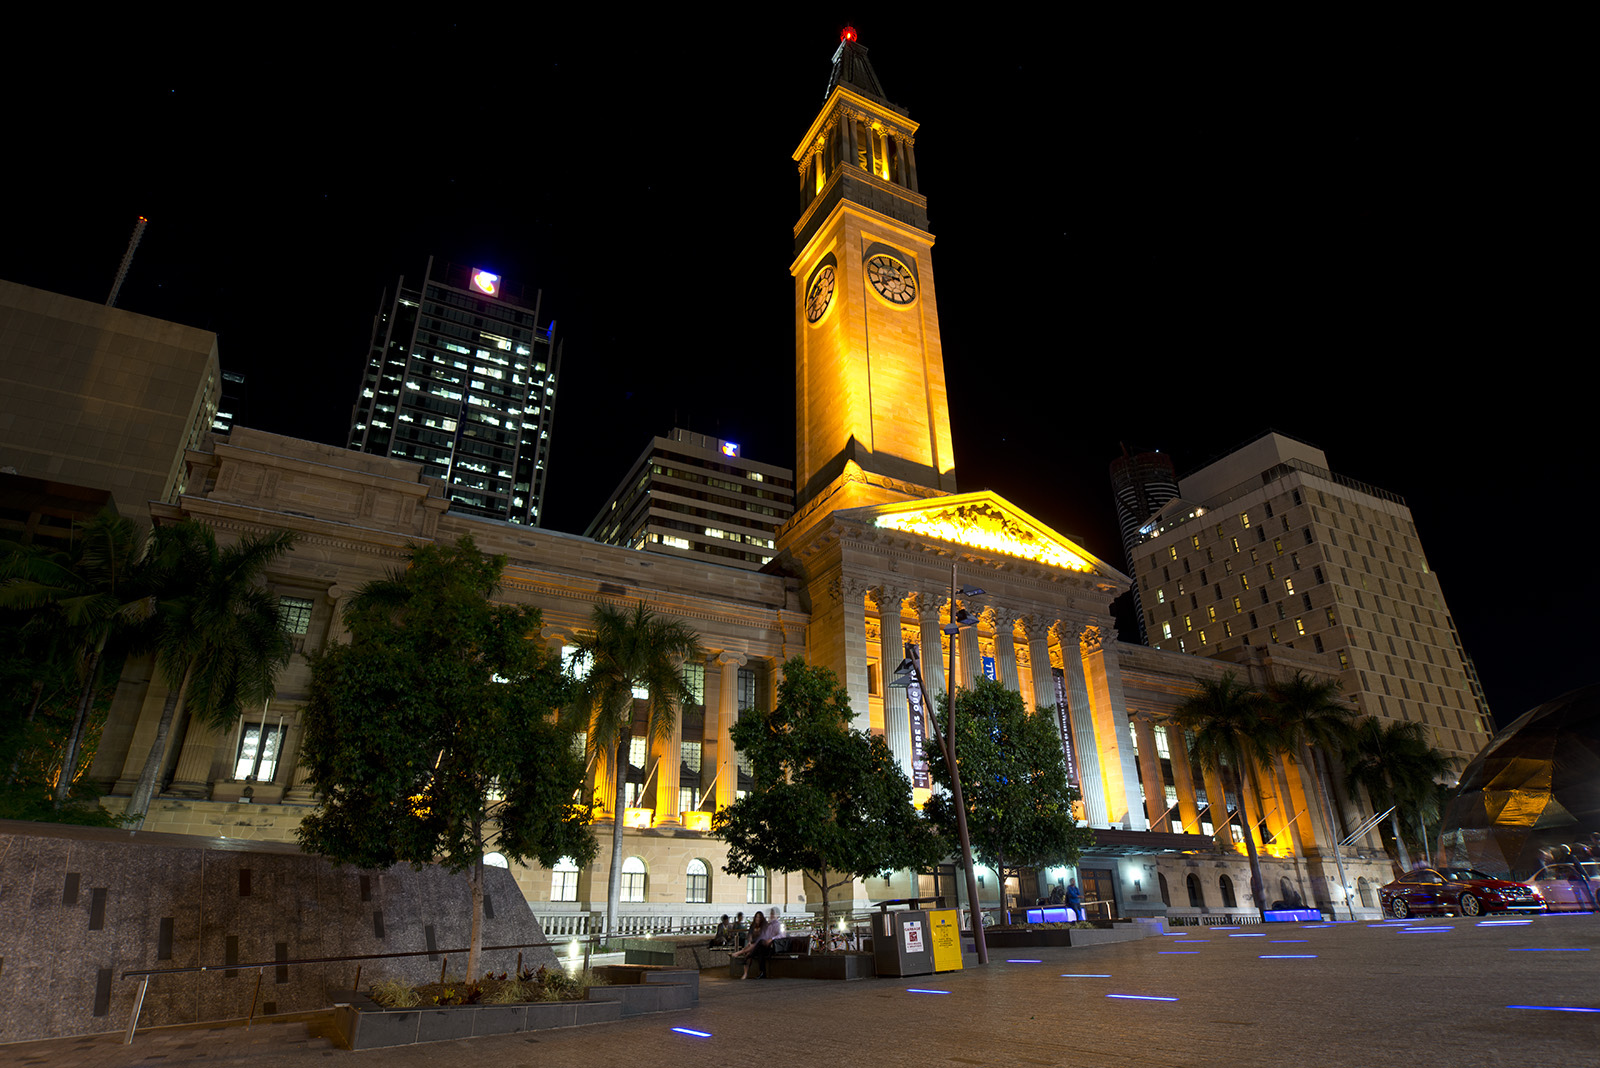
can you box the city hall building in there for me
[85,31,1395,930]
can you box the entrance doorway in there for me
[1079,867,1119,919]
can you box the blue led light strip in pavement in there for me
[1508,948,1590,952]
[1006,959,1043,963]
[1173,939,1210,943]
[1269,940,1309,943]
[906,989,950,994]
[1507,1005,1600,1013]
[1228,933,1265,938]
[672,1028,713,1037]
[1060,974,1112,978]
[1401,927,1452,932]
[1107,994,1179,1002]
[1159,951,1200,954]
[1477,920,1531,926]
[1259,955,1318,959]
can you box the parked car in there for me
[1378,867,1545,918]
[1525,862,1600,912]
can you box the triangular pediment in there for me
[840,491,1129,582]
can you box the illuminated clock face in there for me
[805,265,836,322]
[867,254,916,305]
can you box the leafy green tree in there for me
[1344,717,1453,870]
[563,602,703,940]
[1173,672,1272,911]
[923,679,1094,918]
[0,512,152,807]
[1261,672,1360,915]
[712,658,942,938]
[126,524,297,825]
[297,537,595,977]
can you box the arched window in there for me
[551,856,579,902]
[621,856,647,902]
[1158,872,1171,907]
[483,852,508,869]
[686,858,709,903]
[747,867,770,904]
[1357,877,1374,908]
[1186,873,1205,908]
[1219,874,1237,908]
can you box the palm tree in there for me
[1343,717,1452,870]
[125,524,296,826]
[1174,672,1271,912]
[564,603,703,940]
[0,512,152,806]
[1262,672,1360,917]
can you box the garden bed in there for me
[330,966,699,1050]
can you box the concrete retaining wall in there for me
[0,820,556,1043]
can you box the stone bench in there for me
[622,935,740,971]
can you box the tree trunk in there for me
[54,645,105,807]
[605,735,628,942]
[1389,808,1413,871]
[1232,752,1266,913]
[127,663,190,826]
[468,851,485,980]
[995,847,1008,924]
[818,863,831,945]
[1307,745,1355,920]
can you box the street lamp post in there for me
[892,564,989,965]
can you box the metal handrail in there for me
[121,935,604,1046]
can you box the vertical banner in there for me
[981,656,996,681]
[907,643,929,788]
[1052,667,1081,797]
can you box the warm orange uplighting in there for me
[622,807,653,829]
[875,501,1093,572]
[681,811,713,832]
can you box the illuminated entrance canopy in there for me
[868,493,1113,576]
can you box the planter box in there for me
[767,952,875,981]
[332,979,689,1050]
[982,926,1151,949]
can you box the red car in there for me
[1378,867,1545,918]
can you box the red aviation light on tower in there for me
[470,269,501,296]
[841,25,857,43]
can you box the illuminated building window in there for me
[686,859,710,903]
[1269,625,1280,644]
[1231,537,1241,553]
[551,857,580,902]
[748,867,770,903]
[1267,563,1277,579]
[1274,538,1284,556]
[1162,622,1172,639]
[234,722,285,781]
[1207,606,1217,622]
[682,741,702,773]
[1190,535,1200,549]
[1222,620,1233,638]
[1232,596,1243,614]
[1199,630,1208,645]
[1184,615,1193,631]
[1157,589,1165,604]
[1169,546,1178,560]
[1240,576,1250,591]
[621,857,647,902]
[1285,578,1295,594]
[629,736,648,768]
[682,662,705,705]
[737,668,757,712]
[1296,618,1307,636]
[279,596,314,635]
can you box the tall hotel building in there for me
[347,258,560,525]
[1122,431,1492,764]
[585,429,794,571]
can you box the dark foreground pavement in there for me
[9,914,1597,1068]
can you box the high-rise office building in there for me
[1109,446,1179,643]
[585,429,794,571]
[1123,431,1492,764]
[347,258,560,525]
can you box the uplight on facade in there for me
[622,807,653,829]
[681,811,713,832]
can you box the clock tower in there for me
[783,27,957,549]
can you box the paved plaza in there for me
[10,915,1597,1068]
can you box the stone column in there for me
[325,585,351,647]
[904,138,919,192]
[1079,625,1147,831]
[988,608,1020,692]
[873,585,913,783]
[845,113,859,170]
[1164,721,1202,834]
[169,716,227,797]
[653,692,683,826]
[715,652,747,811]
[1051,621,1108,828]
[1021,617,1055,713]
[956,602,981,692]
[1133,715,1168,831]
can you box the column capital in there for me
[716,651,748,669]
[907,591,949,623]
[1017,614,1050,643]
[1080,623,1117,654]
[982,605,1018,631]
[870,584,908,613]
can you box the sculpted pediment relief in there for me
[854,492,1122,579]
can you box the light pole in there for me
[891,565,989,965]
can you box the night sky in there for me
[4,12,1585,728]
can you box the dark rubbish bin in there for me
[872,908,933,977]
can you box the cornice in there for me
[791,186,934,261]
[792,86,919,160]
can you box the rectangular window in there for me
[737,667,757,711]
[552,867,579,902]
[1240,512,1250,528]
[621,871,645,902]
[629,736,648,768]
[682,740,702,773]
[679,784,696,813]
[234,722,286,781]
[686,869,709,903]
[1207,605,1217,622]
[1295,618,1306,636]
[682,662,705,705]
[747,868,769,903]
[1162,621,1173,639]
[867,660,880,696]
[1285,578,1295,594]
[279,596,314,635]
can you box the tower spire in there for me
[826,26,890,102]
